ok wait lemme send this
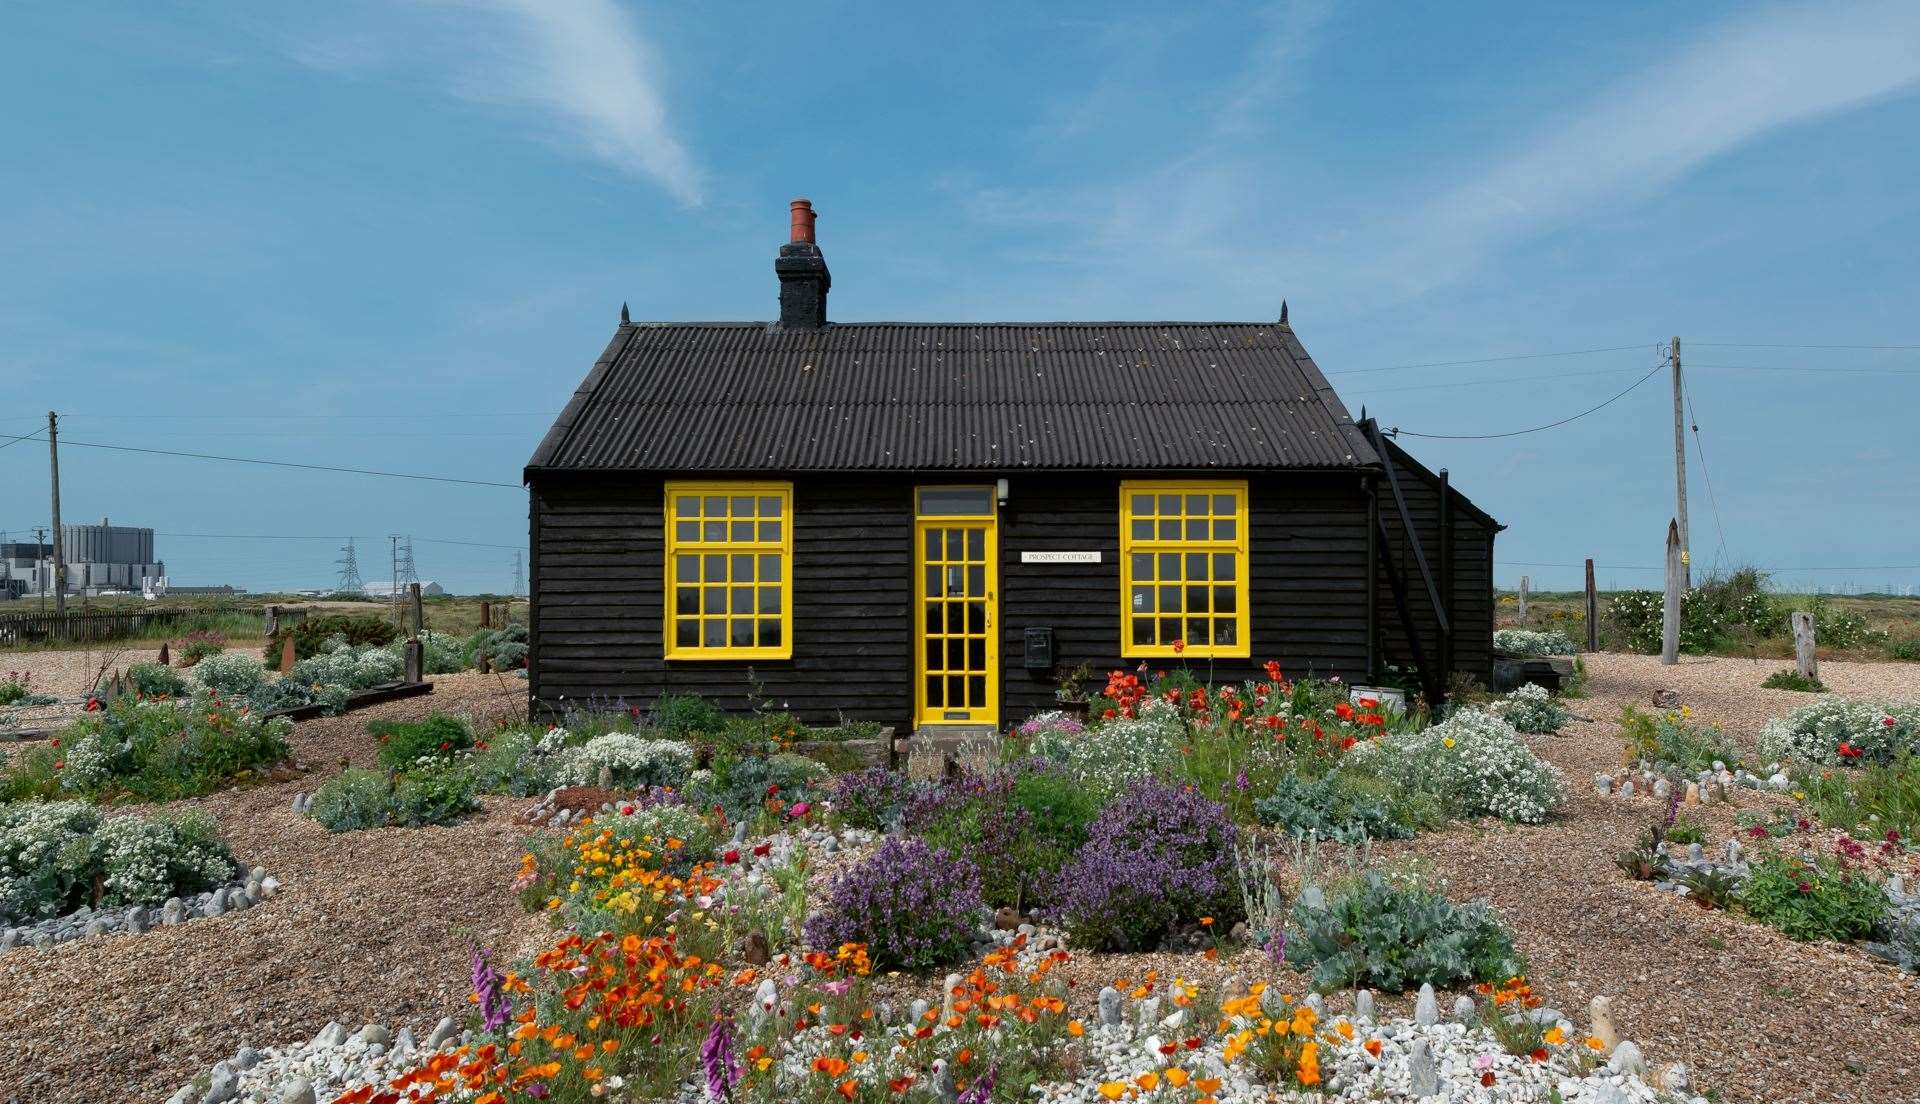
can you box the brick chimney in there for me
[775,198,830,328]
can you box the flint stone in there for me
[1097,986,1124,1026]
[163,898,186,925]
[1660,1062,1691,1093]
[1620,781,1635,797]
[1354,990,1376,1021]
[1453,994,1475,1022]
[0,929,17,951]
[1413,982,1440,1026]
[203,1069,239,1104]
[1222,975,1249,1003]
[232,1045,259,1071]
[1594,774,1613,794]
[1684,781,1701,804]
[909,998,931,1025]
[280,1078,317,1104]
[313,1021,349,1048]
[393,1027,416,1055]
[1408,1039,1439,1096]
[1769,773,1791,790]
[1687,843,1704,863]
[126,907,148,934]
[83,919,109,938]
[1136,996,1161,1029]
[359,1024,391,1046]
[261,876,281,897]
[1589,995,1618,1055]
[201,895,226,920]
[426,1016,457,1049]
[1652,779,1671,801]
[1609,1040,1647,1076]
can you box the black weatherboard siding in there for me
[527,469,1398,727]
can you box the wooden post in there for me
[1671,337,1690,589]
[47,412,66,632]
[264,605,280,638]
[1792,611,1817,682]
[157,641,170,667]
[280,633,297,675]
[408,582,423,639]
[404,639,424,684]
[1583,558,1599,652]
[1661,519,1682,666]
[1517,576,1530,623]
[479,601,492,630]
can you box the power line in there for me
[52,411,559,420]
[1688,361,1920,375]
[1324,342,1652,378]
[1388,362,1665,440]
[50,438,522,489]
[150,531,523,550]
[0,430,43,452]
[1690,341,1920,350]
[1682,378,1730,571]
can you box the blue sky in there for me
[2,0,1918,595]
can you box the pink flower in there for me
[788,802,811,819]
[1884,716,1897,727]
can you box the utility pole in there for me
[1671,336,1690,588]
[33,527,47,616]
[511,551,524,598]
[47,412,66,625]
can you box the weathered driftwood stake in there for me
[404,639,424,684]
[1517,575,1530,623]
[280,634,297,675]
[479,601,492,630]
[157,641,170,667]
[1792,611,1817,682]
[1584,558,1599,652]
[1661,520,1682,666]
[409,582,424,639]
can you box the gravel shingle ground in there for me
[1,655,1917,1103]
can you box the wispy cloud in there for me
[274,0,704,205]
[440,0,703,205]
[1403,0,1920,284]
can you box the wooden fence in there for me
[0,608,256,645]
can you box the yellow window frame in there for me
[1119,479,1250,658]
[664,481,794,660]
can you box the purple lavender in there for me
[802,836,982,971]
[700,1016,741,1101]
[832,767,919,832]
[469,944,512,1033]
[1050,779,1241,951]
[956,1065,998,1104]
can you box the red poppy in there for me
[1529,1048,1548,1063]
[1837,742,1864,759]
[752,841,772,857]
[1480,1072,1496,1087]
[723,849,741,865]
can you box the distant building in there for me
[0,519,166,597]
[363,581,447,597]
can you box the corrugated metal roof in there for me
[527,322,1380,473]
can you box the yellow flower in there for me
[1442,737,1456,748]
[1680,705,1692,718]
[1098,1083,1128,1100]
[1136,1072,1160,1092]
[1164,1069,1190,1088]
[1544,1026,1566,1046]
[1585,1036,1606,1052]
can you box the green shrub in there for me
[0,671,56,707]
[1761,669,1826,693]
[127,663,188,699]
[1665,814,1707,846]
[1492,628,1576,656]
[267,614,399,663]
[1739,850,1887,942]
[308,761,478,832]
[1286,871,1521,992]
[652,693,727,737]
[1252,770,1420,843]
[1490,683,1569,734]
[1618,704,1739,772]
[193,654,269,698]
[905,761,1096,909]
[370,714,475,772]
[1794,757,1920,841]
[1608,568,1780,654]
[556,733,697,790]
[2,694,292,802]
[176,631,227,665]
[0,801,235,922]
[1889,637,1920,661]
[1759,697,1920,767]
[463,624,528,670]
[467,729,564,797]
[1343,708,1565,824]
[688,751,824,824]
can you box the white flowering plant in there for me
[1758,697,1920,767]
[1347,708,1566,824]
[1490,683,1570,735]
[554,733,697,789]
[1057,698,1185,797]
[192,653,269,698]
[1492,628,1576,657]
[0,800,235,923]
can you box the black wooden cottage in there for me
[524,200,1500,729]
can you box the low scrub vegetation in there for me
[1,694,291,803]
[0,802,234,921]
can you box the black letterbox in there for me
[1023,627,1054,671]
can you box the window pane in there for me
[675,496,700,518]
[1187,585,1210,613]
[1159,586,1182,613]
[675,555,698,582]
[1157,519,1180,540]
[1132,618,1155,646]
[675,520,698,542]
[731,521,754,541]
[758,521,781,542]
[703,589,725,614]
[1213,494,1236,516]
[730,554,753,581]
[1186,494,1208,515]
[675,587,698,615]
[676,620,699,647]
[758,495,782,518]
[758,586,780,614]
[730,588,752,614]
[1131,586,1154,612]
[1130,519,1153,541]
[1158,552,1180,579]
[1187,552,1208,579]
[759,554,781,582]
[1214,619,1237,646]
[1214,517,1237,540]
[704,554,726,581]
[703,621,726,647]
[918,487,993,516]
[759,619,780,648]
[1130,494,1153,518]
[702,521,725,542]
[731,496,754,517]
[731,620,755,647]
[1157,495,1179,515]
[1157,617,1181,643]
[1185,518,1208,540]
[1213,553,1236,581]
[1132,553,1155,581]
[1187,618,1210,645]
[1214,585,1237,613]
[703,496,726,517]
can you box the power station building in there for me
[0,519,165,597]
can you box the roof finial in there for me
[1279,299,1289,325]
[620,301,630,324]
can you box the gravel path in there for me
[1374,652,1920,1104]
[0,673,537,1104]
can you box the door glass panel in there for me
[968,676,985,707]
[758,554,781,582]
[966,529,984,560]
[924,530,941,559]
[966,604,986,634]
[917,487,993,516]
[925,639,942,670]
[966,565,985,595]
[945,530,963,559]
[926,676,942,705]
[1131,586,1154,612]
[968,639,985,669]
[925,566,941,596]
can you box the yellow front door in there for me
[913,487,998,726]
